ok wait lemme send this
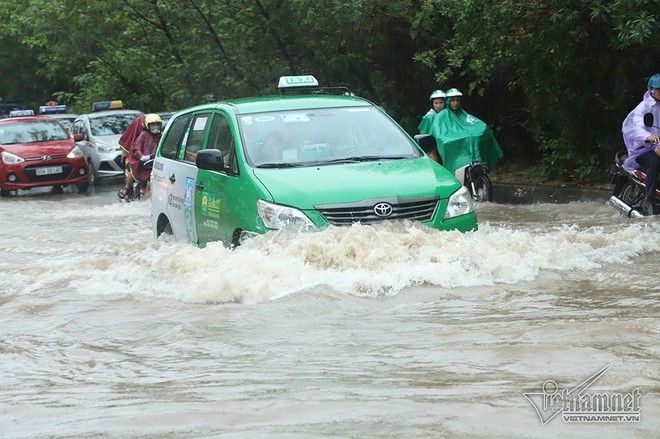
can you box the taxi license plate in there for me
[36,166,63,176]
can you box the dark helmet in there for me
[206,93,218,103]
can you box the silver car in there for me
[71,105,142,182]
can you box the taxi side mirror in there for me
[414,133,437,154]
[72,133,84,142]
[196,149,225,172]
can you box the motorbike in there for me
[454,162,493,202]
[120,155,154,202]
[609,113,660,217]
[414,134,494,202]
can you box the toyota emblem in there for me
[373,202,393,217]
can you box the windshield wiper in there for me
[322,155,409,164]
[256,162,304,168]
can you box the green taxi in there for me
[151,76,477,247]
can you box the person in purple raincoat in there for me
[622,73,660,215]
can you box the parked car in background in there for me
[0,101,27,119]
[0,115,90,196]
[70,101,142,182]
[39,103,78,133]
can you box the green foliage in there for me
[0,0,658,181]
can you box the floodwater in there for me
[1,183,658,439]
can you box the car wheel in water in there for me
[156,215,173,238]
[230,229,245,249]
[87,161,96,186]
[77,182,89,194]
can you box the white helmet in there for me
[429,89,446,100]
[445,88,463,97]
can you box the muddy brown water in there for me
[0,182,658,438]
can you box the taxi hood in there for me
[252,158,461,209]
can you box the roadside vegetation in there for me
[0,0,658,184]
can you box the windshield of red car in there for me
[0,119,70,145]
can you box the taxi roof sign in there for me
[278,75,319,90]
[39,104,68,114]
[92,100,124,112]
[9,109,34,117]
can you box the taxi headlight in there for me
[97,141,118,153]
[1,151,25,164]
[444,186,474,219]
[67,145,84,159]
[257,199,317,231]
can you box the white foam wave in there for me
[115,220,660,304]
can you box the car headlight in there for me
[257,199,317,231]
[96,142,118,153]
[1,151,25,164]
[67,145,84,159]
[444,186,474,219]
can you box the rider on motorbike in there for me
[127,113,162,198]
[418,89,447,163]
[118,114,146,200]
[621,73,660,215]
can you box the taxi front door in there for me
[193,112,248,247]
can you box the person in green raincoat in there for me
[418,89,446,163]
[418,89,446,134]
[426,88,503,174]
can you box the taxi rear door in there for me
[162,112,212,245]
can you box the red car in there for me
[0,116,90,196]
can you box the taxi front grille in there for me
[23,164,73,182]
[315,196,439,226]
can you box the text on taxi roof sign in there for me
[92,100,124,112]
[39,104,68,114]
[278,75,319,89]
[9,109,34,117]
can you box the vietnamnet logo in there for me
[524,365,641,424]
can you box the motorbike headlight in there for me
[444,186,474,219]
[1,151,25,164]
[257,199,317,231]
[67,145,84,159]
[97,142,118,153]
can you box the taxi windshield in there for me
[54,116,76,132]
[89,114,139,136]
[0,120,70,145]
[238,106,422,167]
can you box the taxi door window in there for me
[160,113,191,160]
[207,113,238,175]
[183,113,211,163]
